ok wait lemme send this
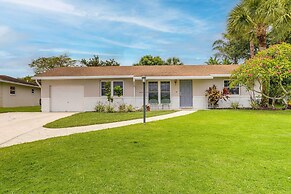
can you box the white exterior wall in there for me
[41,77,252,112]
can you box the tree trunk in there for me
[249,40,255,58]
[257,26,268,107]
[257,26,267,51]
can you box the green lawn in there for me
[44,110,176,128]
[0,110,290,193]
[0,106,40,113]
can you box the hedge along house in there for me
[0,75,41,107]
[34,65,253,112]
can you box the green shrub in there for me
[127,104,135,112]
[231,102,240,109]
[95,102,105,112]
[118,104,127,112]
[105,104,115,113]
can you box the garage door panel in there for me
[51,85,84,112]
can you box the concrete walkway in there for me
[0,110,195,148]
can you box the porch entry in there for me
[180,80,193,108]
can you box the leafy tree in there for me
[227,0,291,57]
[231,43,291,108]
[105,81,113,104]
[133,55,183,66]
[29,54,76,74]
[81,55,120,66]
[114,86,123,98]
[212,33,250,64]
[20,75,36,84]
[165,57,183,65]
[205,57,221,65]
[134,55,164,66]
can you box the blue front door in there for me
[180,80,193,108]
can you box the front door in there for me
[180,80,193,108]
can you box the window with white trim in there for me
[224,80,239,95]
[148,81,171,104]
[101,81,108,96]
[113,81,124,96]
[160,81,170,103]
[148,82,159,103]
[10,86,16,95]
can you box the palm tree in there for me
[227,0,290,57]
[205,57,221,65]
[212,33,250,64]
[165,57,183,65]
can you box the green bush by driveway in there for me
[0,110,290,193]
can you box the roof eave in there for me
[0,80,40,88]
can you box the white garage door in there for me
[51,85,84,112]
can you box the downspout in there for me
[35,79,41,88]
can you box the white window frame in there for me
[10,86,16,95]
[148,80,171,104]
[223,80,240,95]
[100,80,124,97]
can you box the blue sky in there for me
[0,0,239,77]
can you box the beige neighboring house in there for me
[0,75,41,107]
[34,65,254,112]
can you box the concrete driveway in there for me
[0,110,195,148]
[0,112,74,146]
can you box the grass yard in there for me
[44,110,176,128]
[0,110,290,193]
[0,106,40,113]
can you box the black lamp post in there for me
[142,76,146,124]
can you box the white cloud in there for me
[0,25,23,46]
[0,0,84,16]
[38,48,120,57]
[0,51,16,58]
[97,37,150,50]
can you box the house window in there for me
[161,81,171,103]
[113,81,123,96]
[32,89,35,94]
[224,80,239,95]
[148,81,171,104]
[10,86,16,95]
[148,82,159,103]
[101,81,107,96]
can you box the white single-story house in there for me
[0,75,41,107]
[34,65,254,112]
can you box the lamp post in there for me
[142,76,146,124]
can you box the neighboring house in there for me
[0,75,41,107]
[34,65,254,112]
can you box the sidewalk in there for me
[0,110,195,148]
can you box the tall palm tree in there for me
[205,57,221,65]
[227,0,290,107]
[227,0,290,57]
[212,33,250,64]
[165,57,183,65]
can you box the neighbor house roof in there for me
[0,75,39,87]
[34,65,238,80]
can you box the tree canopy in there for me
[133,55,183,66]
[231,43,291,107]
[29,54,76,74]
[227,0,291,54]
[80,55,120,67]
[212,33,250,64]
